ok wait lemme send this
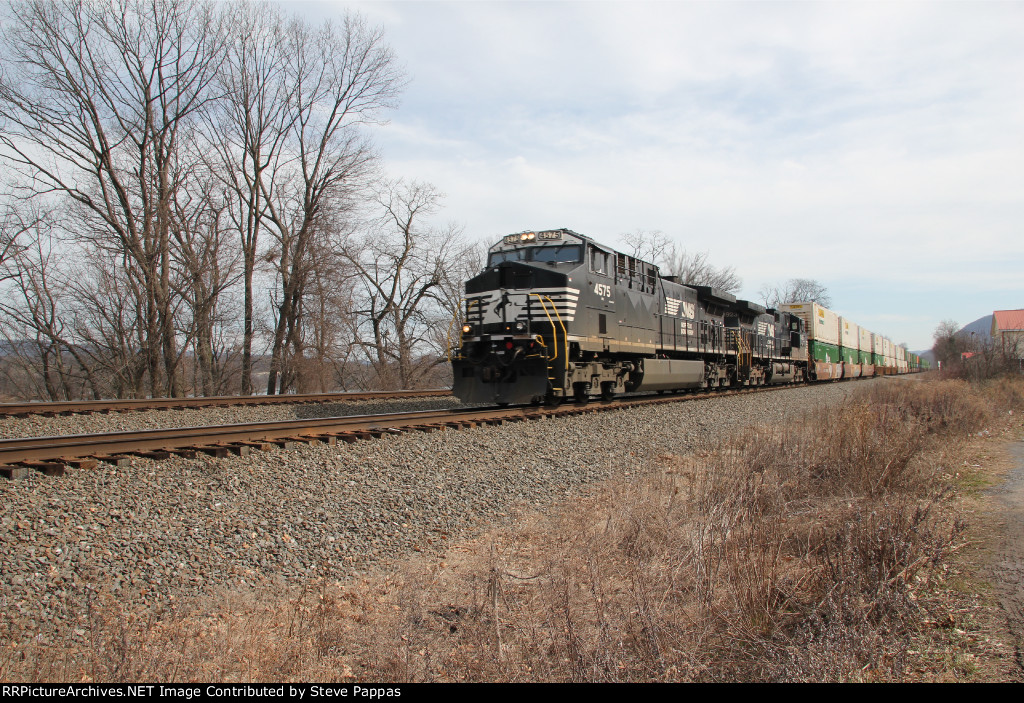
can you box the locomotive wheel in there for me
[545,394,562,408]
[574,384,589,405]
[600,382,615,401]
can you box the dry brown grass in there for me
[4,376,1023,682]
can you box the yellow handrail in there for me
[529,293,569,394]
[529,293,568,363]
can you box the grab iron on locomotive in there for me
[450,229,924,406]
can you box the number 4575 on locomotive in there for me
[449,229,808,406]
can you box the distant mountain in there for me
[914,349,936,366]
[907,316,990,366]
[959,315,993,340]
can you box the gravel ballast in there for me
[0,381,880,642]
[0,396,462,439]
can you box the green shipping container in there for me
[839,346,859,364]
[859,349,873,364]
[809,340,840,363]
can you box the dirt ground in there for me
[987,440,1024,675]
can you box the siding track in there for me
[0,389,450,417]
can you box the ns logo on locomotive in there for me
[450,229,924,406]
[450,228,811,406]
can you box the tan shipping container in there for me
[780,302,839,345]
[858,326,873,352]
[839,317,859,350]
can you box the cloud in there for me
[335,0,1023,349]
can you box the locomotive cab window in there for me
[532,244,581,264]
[590,247,609,275]
[486,245,581,267]
[487,249,527,266]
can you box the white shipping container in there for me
[873,333,884,355]
[858,327,873,352]
[780,302,839,345]
[839,317,859,350]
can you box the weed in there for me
[4,377,1022,682]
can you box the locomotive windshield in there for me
[487,245,581,267]
[487,249,528,265]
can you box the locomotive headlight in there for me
[520,232,536,241]
[514,321,526,332]
[462,323,473,335]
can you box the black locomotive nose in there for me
[465,260,569,295]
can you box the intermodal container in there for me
[858,327,873,353]
[780,302,839,345]
[838,317,859,364]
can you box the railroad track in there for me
[0,383,816,479]
[0,388,451,417]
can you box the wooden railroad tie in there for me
[20,460,66,477]
[92,455,132,468]
[194,444,251,458]
[137,450,171,460]
[61,457,99,470]
[236,440,276,451]
[1,465,29,480]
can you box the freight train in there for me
[450,229,925,406]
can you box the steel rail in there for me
[0,404,555,470]
[0,383,814,472]
[0,389,452,417]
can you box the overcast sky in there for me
[295,0,1023,351]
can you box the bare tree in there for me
[204,1,293,394]
[169,165,243,396]
[287,239,360,393]
[622,229,674,264]
[67,247,150,398]
[662,248,742,292]
[0,208,78,400]
[341,180,474,389]
[0,200,39,276]
[932,319,966,370]
[0,1,411,400]
[0,0,229,397]
[622,229,742,293]
[257,12,404,395]
[759,278,833,309]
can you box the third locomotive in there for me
[451,228,921,406]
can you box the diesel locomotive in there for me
[450,228,809,405]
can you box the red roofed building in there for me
[992,309,1024,360]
